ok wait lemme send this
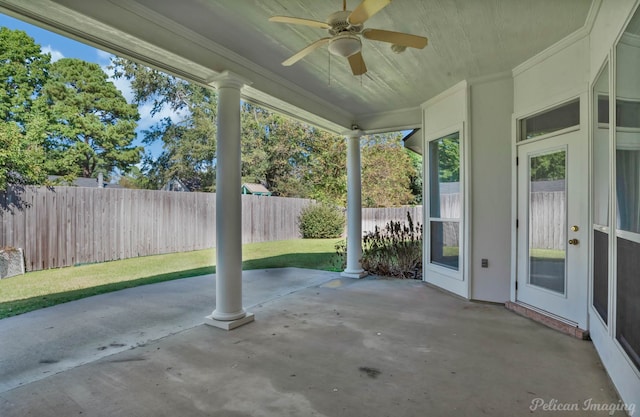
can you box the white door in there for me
[516,130,588,328]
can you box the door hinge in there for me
[516,157,519,166]
[516,219,519,228]
[515,281,518,291]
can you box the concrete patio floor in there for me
[0,268,625,416]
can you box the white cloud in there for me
[41,45,64,62]
[137,103,186,131]
[96,49,113,63]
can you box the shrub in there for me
[298,203,345,238]
[334,239,347,270]
[360,212,422,278]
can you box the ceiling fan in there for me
[269,0,428,76]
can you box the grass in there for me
[0,238,342,319]
[530,248,565,260]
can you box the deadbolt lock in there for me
[571,225,579,232]
[568,238,579,245]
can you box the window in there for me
[428,132,460,271]
[592,63,609,324]
[597,96,640,129]
[520,99,580,140]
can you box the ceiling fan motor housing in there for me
[327,10,363,35]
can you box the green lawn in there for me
[0,238,342,319]
[530,248,565,260]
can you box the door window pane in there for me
[593,230,609,323]
[529,150,566,293]
[616,149,640,234]
[592,64,610,325]
[593,65,610,227]
[616,237,640,370]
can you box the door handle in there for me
[571,225,579,232]
[568,239,579,245]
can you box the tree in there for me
[304,129,347,205]
[0,28,50,188]
[0,122,47,189]
[42,58,141,179]
[407,150,423,204]
[111,57,217,191]
[361,133,416,208]
[241,103,313,197]
[0,27,50,126]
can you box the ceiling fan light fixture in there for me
[328,34,362,57]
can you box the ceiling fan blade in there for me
[269,16,330,29]
[348,51,367,76]
[363,29,428,49]
[348,0,391,25]
[282,37,332,66]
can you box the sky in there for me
[0,13,172,161]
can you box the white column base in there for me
[341,269,368,279]
[204,312,255,331]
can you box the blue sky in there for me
[0,13,169,161]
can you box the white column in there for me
[341,132,367,278]
[205,71,254,330]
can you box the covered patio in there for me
[0,269,624,416]
[1,0,640,412]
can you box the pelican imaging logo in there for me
[529,398,635,414]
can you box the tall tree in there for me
[304,130,347,205]
[407,149,423,204]
[241,103,312,197]
[361,133,416,208]
[0,122,47,189]
[0,28,50,188]
[111,57,217,191]
[43,58,141,179]
[0,27,49,126]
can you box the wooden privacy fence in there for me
[0,186,314,272]
[0,186,567,272]
[362,206,423,235]
[362,192,565,250]
[530,191,566,250]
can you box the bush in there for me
[360,212,422,278]
[298,203,345,238]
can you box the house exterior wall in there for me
[420,2,640,408]
[469,76,513,303]
[509,0,640,409]
[513,37,589,119]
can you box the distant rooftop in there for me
[48,175,120,189]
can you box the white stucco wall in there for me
[513,37,589,118]
[469,76,514,303]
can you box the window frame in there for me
[425,126,465,280]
